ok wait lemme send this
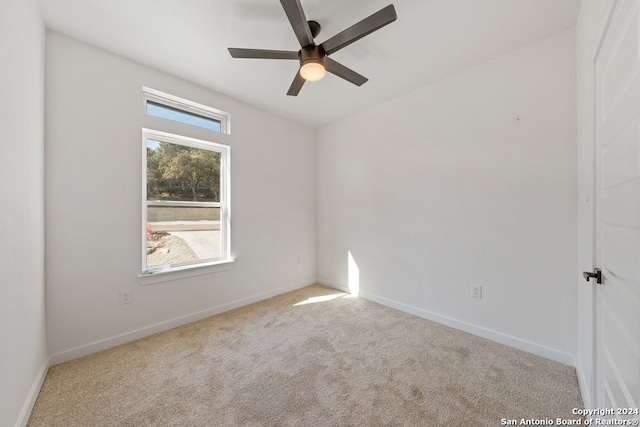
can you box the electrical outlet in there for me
[471,285,482,299]
[119,289,133,304]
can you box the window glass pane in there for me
[146,206,222,266]
[146,140,221,203]
[146,101,221,132]
[145,138,223,268]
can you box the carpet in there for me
[28,285,584,426]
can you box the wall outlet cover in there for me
[119,290,133,304]
[471,285,482,298]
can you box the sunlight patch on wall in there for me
[348,251,360,296]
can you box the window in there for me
[141,89,231,276]
[146,101,222,132]
[143,86,230,134]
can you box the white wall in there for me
[317,30,577,363]
[45,32,317,361]
[575,0,615,409]
[0,0,48,425]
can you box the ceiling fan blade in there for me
[320,4,397,56]
[280,0,314,48]
[228,48,299,60]
[287,71,305,96]
[324,57,368,86]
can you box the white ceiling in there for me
[36,0,581,128]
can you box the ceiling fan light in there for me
[300,61,326,81]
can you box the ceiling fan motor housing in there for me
[299,45,325,67]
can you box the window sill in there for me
[138,259,234,285]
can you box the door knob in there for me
[583,268,602,284]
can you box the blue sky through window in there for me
[147,101,221,132]
[147,139,160,150]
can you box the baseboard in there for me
[320,279,349,294]
[15,357,49,427]
[318,279,576,366]
[575,358,592,409]
[49,279,315,365]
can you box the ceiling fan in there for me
[228,0,397,96]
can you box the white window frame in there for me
[143,87,231,135]
[139,89,233,284]
[139,128,231,282]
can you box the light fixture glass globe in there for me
[300,62,326,81]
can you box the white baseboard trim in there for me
[49,279,315,365]
[575,358,592,409]
[16,357,49,427]
[318,279,576,366]
[321,280,349,294]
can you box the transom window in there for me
[146,101,222,132]
[143,86,230,134]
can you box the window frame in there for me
[140,127,231,280]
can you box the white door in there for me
[593,0,640,419]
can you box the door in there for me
[593,0,640,418]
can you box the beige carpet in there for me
[29,285,584,426]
